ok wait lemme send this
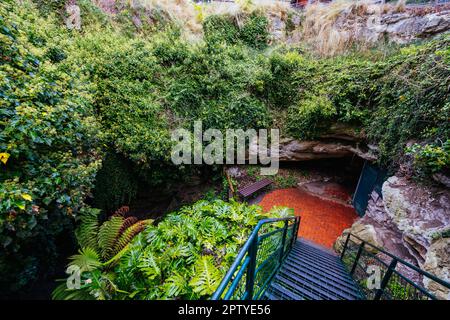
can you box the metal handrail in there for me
[211,216,300,300]
[340,232,450,300]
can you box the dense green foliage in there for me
[92,152,138,213]
[367,41,450,167]
[1,1,449,296]
[407,140,450,176]
[203,13,269,49]
[280,40,449,170]
[52,206,152,300]
[53,200,293,300]
[0,1,100,292]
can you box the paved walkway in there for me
[259,188,358,249]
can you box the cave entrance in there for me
[278,155,366,204]
[277,156,387,216]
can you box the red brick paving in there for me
[259,188,358,249]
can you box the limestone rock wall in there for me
[336,4,450,44]
[335,175,450,299]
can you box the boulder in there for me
[65,3,81,30]
[334,222,382,254]
[422,238,450,300]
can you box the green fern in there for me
[189,255,223,296]
[98,216,125,260]
[75,208,101,251]
[52,282,95,300]
[138,250,162,280]
[53,209,152,300]
[163,271,190,298]
[69,247,102,272]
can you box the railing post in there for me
[350,241,365,275]
[340,233,351,259]
[279,220,289,263]
[245,236,258,300]
[374,258,398,300]
[291,217,300,248]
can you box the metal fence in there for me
[340,233,450,300]
[211,216,300,300]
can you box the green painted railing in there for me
[340,232,450,300]
[211,216,300,300]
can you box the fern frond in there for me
[189,255,223,296]
[117,216,138,236]
[112,219,153,257]
[75,208,101,251]
[98,216,124,260]
[52,281,95,300]
[112,206,130,217]
[68,247,102,272]
[138,250,161,280]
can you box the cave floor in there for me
[258,185,358,249]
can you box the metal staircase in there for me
[264,239,363,300]
[211,216,450,301]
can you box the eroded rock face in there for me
[65,2,81,30]
[278,138,377,162]
[423,238,450,300]
[329,4,450,45]
[382,176,450,263]
[335,175,450,299]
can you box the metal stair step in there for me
[296,239,338,256]
[275,271,341,300]
[292,243,340,261]
[286,250,351,276]
[263,291,281,300]
[280,263,361,299]
[263,238,364,301]
[290,247,344,267]
[289,249,347,271]
[286,253,348,274]
[271,275,321,300]
[283,258,357,289]
[267,281,307,300]
[279,268,359,300]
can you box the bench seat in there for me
[238,179,272,198]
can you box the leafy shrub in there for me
[53,200,293,300]
[203,15,239,46]
[31,0,66,16]
[406,140,450,175]
[366,37,450,168]
[92,152,139,214]
[203,13,269,49]
[287,94,336,139]
[239,13,269,50]
[0,1,100,292]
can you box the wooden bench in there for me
[238,179,272,200]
